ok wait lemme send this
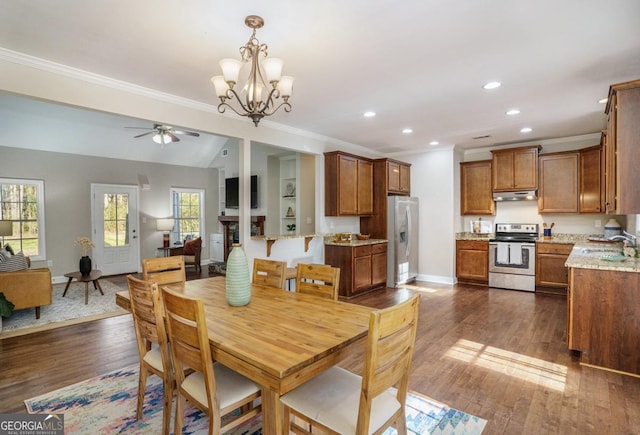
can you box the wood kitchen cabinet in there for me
[491,145,541,191]
[386,159,411,195]
[579,144,604,213]
[567,267,640,376]
[460,160,494,215]
[325,241,387,298]
[538,151,579,213]
[605,79,640,214]
[535,243,573,295]
[455,240,489,285]
[324,151,373,216]
[360,157,412,239]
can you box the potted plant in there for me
[0,292,15,333]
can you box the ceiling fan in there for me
[126,123,200,145]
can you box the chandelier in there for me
[211,15,294,127]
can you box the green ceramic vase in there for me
[225,244,251,306]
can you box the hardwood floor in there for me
[1,271,639,434]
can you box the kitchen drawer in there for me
[457,240,489,251]
[354,245,372,257]
[371,242,387,254]
[537,243,573,255]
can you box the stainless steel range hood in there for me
[493,190,537,201]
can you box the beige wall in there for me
[0,146,218,279]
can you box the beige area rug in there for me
[0,279,128,339]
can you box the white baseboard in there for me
[416,274,455,285]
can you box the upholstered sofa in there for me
[0,267,53,319]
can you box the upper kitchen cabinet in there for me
[491,145,541,191]
[385,159,411,195]
[538,151,579,213]
[605,79,640,214]
[579,144,604,214]
[460,160,494,215]
[324,151,373,216]
[360,157,412,239]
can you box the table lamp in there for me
[0,220,12,246]
[156,218,175,248]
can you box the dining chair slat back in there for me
[280,294,421,434]
[252,258,287,290]
[142,256,186,286]
[126,275,174,435]
[295,263,341,300]
[161,287,262,435]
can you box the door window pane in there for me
[103,193,129,247]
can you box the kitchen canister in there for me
[225,243,251,306]
[603,219,622,239]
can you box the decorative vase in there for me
[225,244,251,306]
[79,256,92,276]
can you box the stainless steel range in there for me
[489,223,539,292]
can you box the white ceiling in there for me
[0,0,639,162]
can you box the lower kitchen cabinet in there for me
[325,241,387,298]
[567,267,640,376]
[535,243,573,295]
[455,240,489,285]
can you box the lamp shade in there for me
[156,218,175,232]
[0,221,13,237]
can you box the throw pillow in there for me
[0,252,28,272]
[4,244,14,256]
[183,237,202,255]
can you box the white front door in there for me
[91,184,140,275]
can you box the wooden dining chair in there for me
[126,275,174,435]
[161,287,262,435]
[280,294,421,434]
[142,256,186,286]
[252,258,287,290]
[295,263,341,300]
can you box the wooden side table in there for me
[63,270,104,304]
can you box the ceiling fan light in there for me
[211,75,229,97]
[153,133,173,144]
[263,58,283,84]
[219,58,242,84]
[277,76,294,98]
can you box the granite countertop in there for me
[324,238,387,247]
[565,241,640,273]
[252,233,322,241]
[456,232,492,241]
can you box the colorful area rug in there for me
[1,279,127,338]
[25,365,486,434]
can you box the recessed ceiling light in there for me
[520,127,533,133]
[429,141,439,146]
[506,109,520,115]
[483,81,501,90]
[363,111,376,118]
[598,98,608,104]
[402,128,413,134]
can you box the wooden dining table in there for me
[115,276,373,434]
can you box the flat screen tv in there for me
[225,175,258,209]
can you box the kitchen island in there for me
[324,238,388,299]
[565,242,640,378]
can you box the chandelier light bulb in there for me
[263,58,284,84]
[219,59,242,85]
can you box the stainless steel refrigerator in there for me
[387,196,419,287]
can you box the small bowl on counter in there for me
[356,234,370,240]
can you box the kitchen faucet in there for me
[608,230,638,247]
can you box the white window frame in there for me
[170,187,205,246]
[0,178,46,261]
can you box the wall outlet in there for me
[595,220,602,228]
[306,217,312,224]
[47,260,52,267]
